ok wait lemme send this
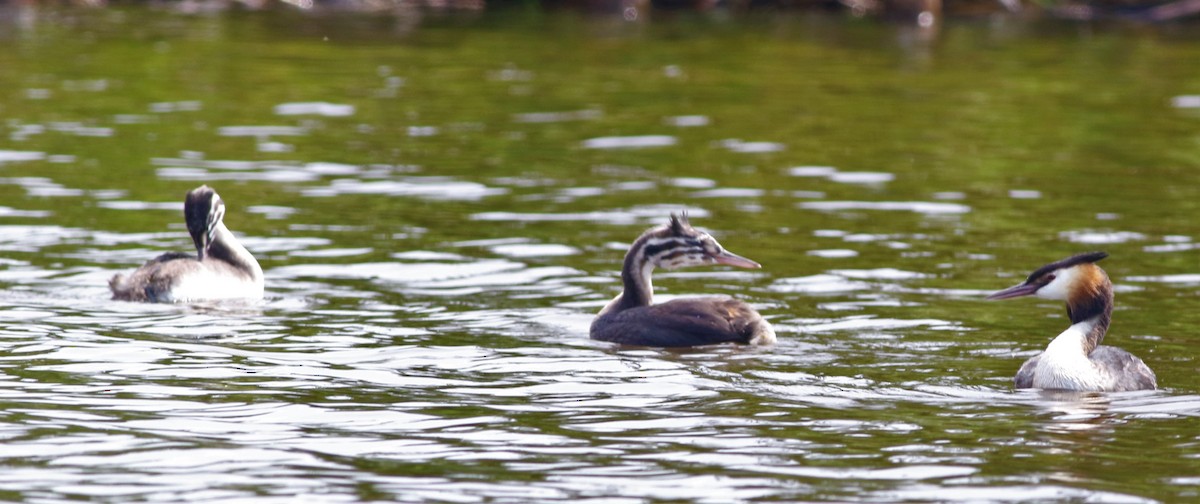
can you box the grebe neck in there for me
[1063,273,1113,355]
[207,222,263,282]
[600,235,656,316]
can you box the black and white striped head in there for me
[183,185,225,261]
[634,213,760,271]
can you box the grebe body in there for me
[109,185,264,303]
[590,214,775,347]
[987,252,1156,392]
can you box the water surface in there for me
[1,7,1200,502]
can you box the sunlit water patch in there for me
[217,125,307,138]
[273,102,355,117]
[800,200,971,215]
[303,177,507,200]
[270,257,582,298]
[98,201,186,211]
[152,157,393,183]
[668,176,716,188]
[46,121,114,137]
[512,109,601,123]
[149,100,202,113]
[1059,230,1148,244]
[717,138,786,153]
[770,274,872,294]
[0,150,45,162]
[1008,189,1042,199]
[787,166,897,185]
[664,114,710,127]
[0,206,51,218]
[472,205,711,224]
[1125,274,1200,284]
[488,242,580,258]
[581,135,677,149]
[690,187,764,198]
[807,249,859,258]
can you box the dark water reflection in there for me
[1,6,1200,503]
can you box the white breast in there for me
[163,268,264,303]
[1032,322,1107,391]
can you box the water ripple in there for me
[0,150,46,163]
[302,178,508,200]
[471,205,710,224]
[1,12,1196,503]
[274,102,355,117]
[581,135,677,149]
[800,201,971,214]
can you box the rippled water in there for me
[3,6,1200,502]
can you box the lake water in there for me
[2,6,1200,502]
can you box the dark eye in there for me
[1045,274,1057,283]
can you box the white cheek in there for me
[1035,268,1076,301]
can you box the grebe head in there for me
[641,213,760,271]
[183,185,225,261]
[987,251,1110,303]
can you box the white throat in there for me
[1032,318,1104,390]
[599,251,657,317]
[640,260,655,303]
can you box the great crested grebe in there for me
[109,185,264,303]
[987,251,1156,391]
[589,213,776,347]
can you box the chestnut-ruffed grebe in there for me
[590,213,775,347]
[987,251,1156,391]
[109,185,264,303]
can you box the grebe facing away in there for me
[589,214,776,347]
[109,185,264,303]
[987,251,1156,391]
